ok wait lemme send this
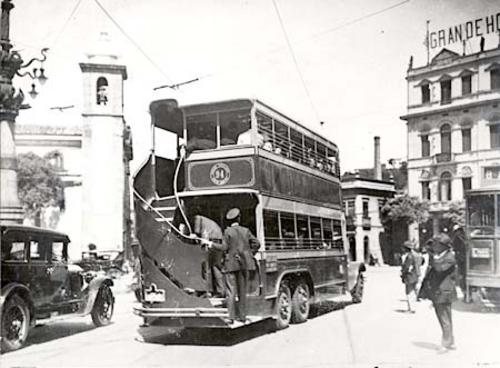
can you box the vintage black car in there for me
[0,224,115,352]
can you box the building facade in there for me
[342,177,395,264]
[401,44,500,240]
[13,34,133,260]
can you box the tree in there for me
[17,152,64,226]
[381,194,430,227]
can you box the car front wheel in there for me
[1,295,31,352]
[91,285,114,327]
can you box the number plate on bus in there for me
[471,248,490,258]
[144,284,166,303]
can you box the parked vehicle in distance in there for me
[464,186,500,306]
[76,250,125,279]
[1,224,115,352]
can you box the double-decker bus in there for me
[465,186,500,306]
[132,98,365,330]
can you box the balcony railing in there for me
[362,216,371,230]
[434,152,454,163]
[346,216,356,231]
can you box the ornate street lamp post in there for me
[0,0,48,223]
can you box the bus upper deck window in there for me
[186,114,217,151]
[220,110,251,146]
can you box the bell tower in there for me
[79,32,129,254]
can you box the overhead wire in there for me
[271,0,321,123]
[93,0,172,83]
[198,0,411,89]
[50,0,84,49]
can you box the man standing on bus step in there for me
[206,208,260,323]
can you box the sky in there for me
[10,0,500,173]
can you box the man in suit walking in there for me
[419,233,458,352]
[206,208,260,323]
[401,240,421,313]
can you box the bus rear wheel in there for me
[274,282,292,330]
[291,281,310,324]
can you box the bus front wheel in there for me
[274,282,292,330]
[291,281,310,324]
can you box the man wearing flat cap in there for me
[207,207,260,322]
[400,240,421,313]
[418,233,458,352]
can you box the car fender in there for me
[80,276,114,315]
[1,283,35,323]
[347,262,366,290]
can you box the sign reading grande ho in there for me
[429,12,500,49]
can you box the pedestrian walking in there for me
[204,208,260,323]
[418,233,458,352]
[400,240,421,313]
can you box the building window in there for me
[462,128,471,152]
[421,181,431,200]
[462,177,471,196]
[490,124,500,148]
[491,69,500,90]
[421,134,430,157]
[440,79,452,104]
[346,200,355,218]
[96,77,108,105]
[440,124,451,153]
[461,74,472,95]
[362,198,369,218]
[439,172,452,202]
[421,84,430,104]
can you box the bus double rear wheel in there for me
[291,281,310,323]
[274,282,292,330]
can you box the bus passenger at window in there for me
[220,122,238,145]
[187,124,216,151]
[261,132,273,151]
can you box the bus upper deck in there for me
[152,98,340,179]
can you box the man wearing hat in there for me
[418,233,457,352]
[400,240,421,313]
[206,207,260,322]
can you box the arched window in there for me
[439,171,452,201]
[96,77,109,105]
[440,123,451,154]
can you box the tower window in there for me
[421,181,431,200]
[439,172,452,202]
[491,69,500,90]
[462,128,471,152]
[440,124,451,154]
[421,134,430,157]
[440,79,451,104]
[96,77,109,105]
[421,84,430,104]
[491,124,500,148]
[461,75,472,95]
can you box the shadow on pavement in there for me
[413,341,441,351]
[137,300,353,346]
[137,319,275,346]
[309,300,353,319]
[452,300,500,314]
[21,321,97,349]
